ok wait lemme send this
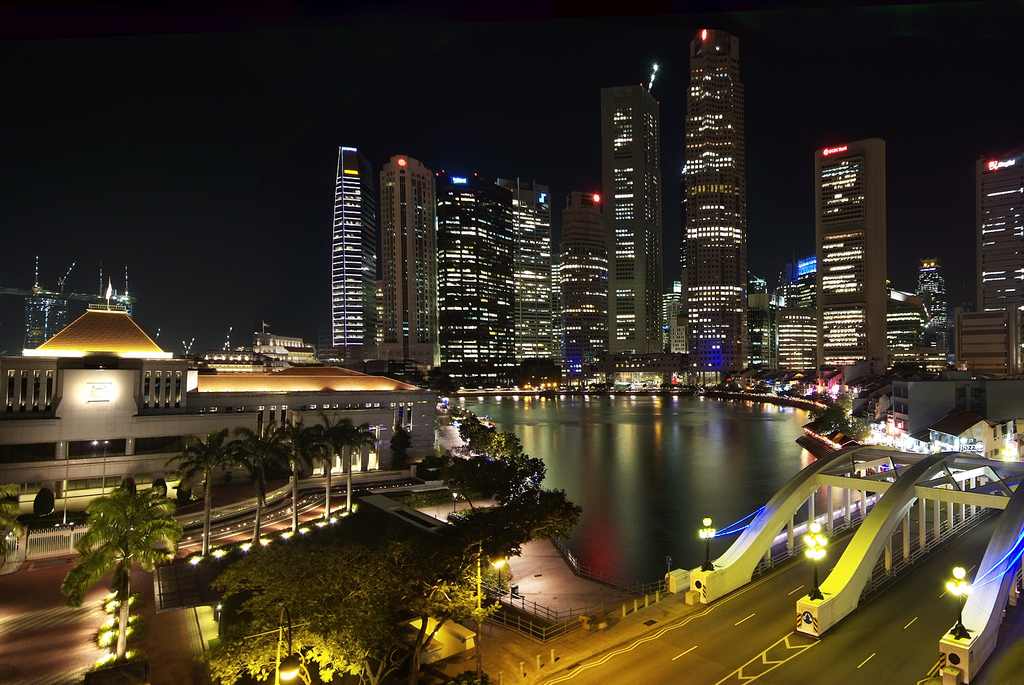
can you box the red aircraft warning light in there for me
[701,29,707,41]
[397,158,407,167]
[592,194,601,203]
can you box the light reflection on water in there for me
[459,394,813,583]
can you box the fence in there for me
[550,536,665,596]
[25,525,90,560]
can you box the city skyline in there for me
[1,5,1022,355]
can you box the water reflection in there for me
[459,395,812,583]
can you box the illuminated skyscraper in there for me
[815,139,887,367]
[497,178,553,362]
[600,84,663,355]
[977,152,1024,314]
[378,155,438,367]
[560,192,608,385]
[684,29,747,381]
[917,258,948,352]
[437,173,515,386]
[331,147,377,362]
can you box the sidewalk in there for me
[417,501,694,685]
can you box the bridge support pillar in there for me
[934,499,942,539]
[903,511,910,560]
[919,497,927,550]
[884,539,892,573]
[787,516,794,551]
[844,488,851,525]
[939,634,978,684]
[961,502,967,524]
[808,491,815,526]
[826,486,834,533]
[948,501,955,531]
[690,569,727,604]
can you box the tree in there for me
[61,482,182,663]
[0,483,23,568]
[167,428,232,556]
[282,420,324,532]
[230,425,290,545]
[390,424,413,467]
[347,422,376,511]
[210,542,406,685]
[316,413,351,519]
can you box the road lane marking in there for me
[788,585,805,595]
[858,653,875,668]
[712,631,818,684]
[735,613,756,625]
[671,645,698,661]
[904,617,918,629]
[541,558,827,683]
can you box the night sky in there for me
[1,3,1022,356]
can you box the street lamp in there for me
[805,522,827,601]
[491,557,507,593]
[947,566,971,640]
[452,491,458,513]
[699,517,716,572]
[275,605,306,684]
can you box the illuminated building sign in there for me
[822,146,849,157]
[538,192,547,203]
[452,177,468,184]
[87,382,112,403]
[988,158,1017,171]
[797,256,817,277]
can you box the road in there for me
[543,516,1002,685]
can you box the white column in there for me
[808,490,816,525]
[844,488,851,525]
[919,497,927,550]
[933,499,941,539]
[787,516,794,551]
[826,486,834,533]
[903,510,910,559]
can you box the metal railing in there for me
[486,607,588,643]
[550,536,665,596]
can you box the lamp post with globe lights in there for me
[699,518,716,572]
[947,566,971,640]
[805,522,827,601]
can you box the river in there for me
[456,394,813,584]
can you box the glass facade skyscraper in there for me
[560,192,608,385]
[600,85,663,355]
[436,173,515,386]
[497,178,553,362]
[977,152,1024,314]
[331,147,377,362]
[684,29,747,381]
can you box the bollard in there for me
[634,598,638,613]
[537,655,542,670]
[499,672,504,685]
[645,594,649,608]
[622,604,627,617]
[656,590,660,603]
[520,661,526,678]
[551,648,556,664]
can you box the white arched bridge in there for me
[689,445,1024,683]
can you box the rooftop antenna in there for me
[58,262,75,294]
[648,63,659,92]
[223,326,232,351]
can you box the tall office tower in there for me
[777,308,817,371]
[977,152,1024,314]
[378,155,438,367]
[815,139,887,368]
[662,281,684,351]
[917,258,949,352]
[747,275,776,369]
[600,84,663,355]
[560,192,608,385]
[684,29,747,382]
[795,256,818,310]
[436,173,515,386]
[887,289,927,367]
[497,178,553,362]
[551,257,563,355]
[331,147,377,362]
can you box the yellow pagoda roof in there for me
[25,307,171,358]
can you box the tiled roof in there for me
[33,308,166,356]
[195,367,421,393]
[927,408,992,437]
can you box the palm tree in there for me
[167,428,231,556]
[316,412,352,519]
[281,419,325,532]
[0,483,23,568]
[230,424,290,545]
[61,481,182,664]
[346,422,377,512]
